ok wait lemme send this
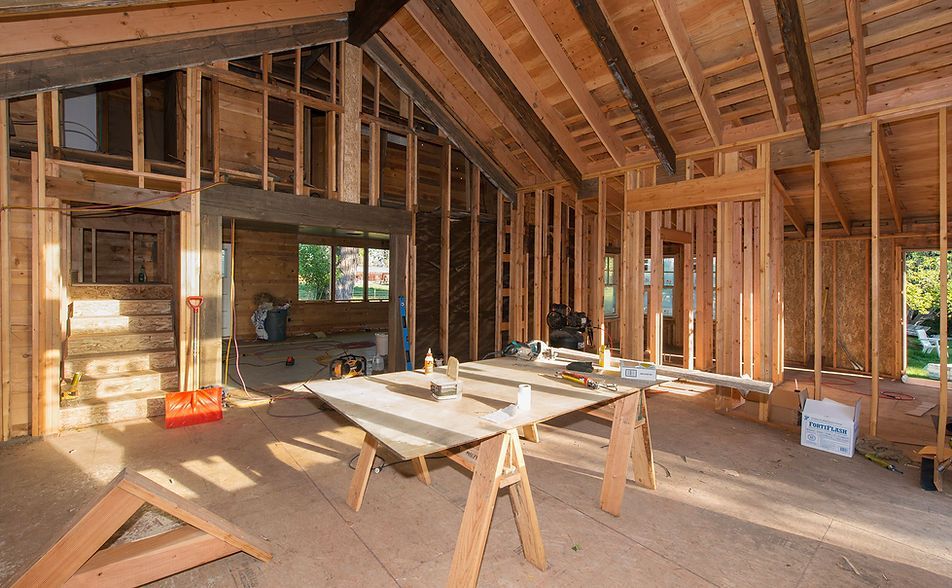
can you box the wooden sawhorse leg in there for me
[520,423,541,443]
[599,390,656,516]
[347,433,378,511]
[447,430,545,587]
[411,456,431,486]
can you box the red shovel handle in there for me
[186,296,205,313]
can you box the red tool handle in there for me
[186,296,205,313]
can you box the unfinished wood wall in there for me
[227,227,388,340]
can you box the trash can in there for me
[264,308,288,342]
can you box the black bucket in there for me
[920,457,937,491]
[265,308,288,342]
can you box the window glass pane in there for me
[335,246,364,301]
[604,285,616,317]
[662,287,674,317]
[298,244,331,301]
[367,248,390,300]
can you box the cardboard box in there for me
[798,391,861,457]
[619,360,657,381]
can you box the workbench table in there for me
[309,355,663,587]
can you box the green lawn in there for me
[906,335,950,379]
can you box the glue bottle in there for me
[424,348,434,374]
[599,344,612,368]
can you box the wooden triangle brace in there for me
[12,469,272,587]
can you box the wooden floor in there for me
[0,388,950,586]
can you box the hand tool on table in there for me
[550,370,617,392]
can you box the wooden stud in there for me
[440,144,451,359]
[470,167,480,362]
[130,75,145,187]
[573,203,584,313]
[813,148,823,399]
[938,108,948,489]
[595,179,607,338]
[181,68,202,391]
[495,191,504,352]
[869,121,880,435]
[0,98,9,440]
[368,122,380,205]
[551,186,562,308]
[340,43,362,203]
[649,211,663,363]
[261,53,271,191]
[533,189,544,340]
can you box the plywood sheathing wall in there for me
[783,238,903,378]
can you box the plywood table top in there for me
[308,355,665,460]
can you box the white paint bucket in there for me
[375,332,389,356]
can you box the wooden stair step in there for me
[67,331,175,356]
[75,369,178,399]
[69,283,174,300]
[70,314,174,335]
[65,349,177,378]
[72,299,172,318]
[60,391,167,430]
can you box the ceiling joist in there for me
[651,0,723,145]
[818,163,852,234]
[571,0,677,175]
[507,0,627,166]
[741,0,787,132]
[877,127,903,230]
[402,1,557,181]
[421,0,582,188]
[844,0,867,115]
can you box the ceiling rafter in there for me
[506,0,628,166]
[571,0,677,175]
[773,0,822,150]
[818,163,851,234]
[844,0,867,115]
[877,127,903,230]
[741,0,787,132]
[449,0,588,171]
[421,0,582,188]
[651,0,723,145]
[368,27,533,185]
[401,1,557,181]
[772,175,807,237]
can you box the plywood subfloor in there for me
[0,389,950,586]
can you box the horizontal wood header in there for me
[625,168,767,212]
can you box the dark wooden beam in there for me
[571,0,676,176]
[348,0,409,46]
[421,0,581,188]
[364,35,518,200]
[201,183,412,235]
[773,0,821,151]
[0,17,347,99]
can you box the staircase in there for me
[61,284,178,429]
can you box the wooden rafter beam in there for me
[422,0,582,188]
[741,0,787,131]
[379,20,534,186]
[877,126,903,230]
[772,174,807,237]
[0,17,347,98]
[571,0,677,175]
[818,162,851,234]
[844,0,867,115]
[348,0,408,46]
[773,0,822,150]
[652,0,722,145]
[402,2,556,181]
[506,0,627,165]
[364,35,518,199]
[450,0,587,171]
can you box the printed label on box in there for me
[620,360,657,381]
